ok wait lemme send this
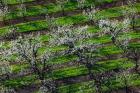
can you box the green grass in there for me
[0,3,140,36]
[2,0,34,5]
[2,58,134,88]
[1,1,140,92]
[1,29,139,66]
[1,0,118,21]
[58,73,140,93]
[3,30,139,87]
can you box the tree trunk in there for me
[131,15,135,31]
[125,86,129,93]
[90,20,95,25]
[62,6,65,16]
[94,78,102,93]
[22,16,27,22]
[3,18,7,26]
[111,36,116,44]
[86,63,93,79]
[123,76,129,93]
[134,58,139,74]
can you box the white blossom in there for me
[83,6,98,21]
[77,0,86,9]
[0,86,16,93]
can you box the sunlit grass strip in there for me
[7,32,140,79]
[0,3,140,36]
[3,58,134,88]
[2,0,34,5]
[2,0,118,21]
[10,45,122,73]
[1,27,139,64]
[58,73,140,93]
[1,30,140,69]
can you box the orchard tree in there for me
[99,18,140,73]
[117,25,140,73]
[76,0,86,9]
[122,0,137,31]
[50,25,101,72]
[38,79,56,93]
[17,0,27,21]
[75,43,104,93]
[50,25,105,93]
[126,43,140,73]
[50,25,96,69]
[98,18,130,45]
[14,37,61,93]
[0,42,17,93]
[0,85,16,93]
[45,14,56,30]
[49,25,92,54]
[56,0,69,16]
[116,33,139,73]
[0,0,9,26]
[76,44,101,78]
[83,6,98,25]
[92,70,117,93]
[4,25,19,40]
[117,71,133,93]
[0,42,13,80]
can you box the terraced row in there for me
[1,1,140,92]
[0,0,35,5]
[0,3,140,37]
[57,73,140,93]
[2,58,135,88]
[1,26,139,66]
[1,31,139,89]
[1,0,121,21]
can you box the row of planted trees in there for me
[0,0,139,93]
[0,0,109,27]
[0,0,87,25]
[1,21,139,93]
[0,0,138,24]
[0,0,88,40]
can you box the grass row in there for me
[1,0,140,92]
[57,73,140,93]
[1,0,118,21]
[1,0,34,5]
[10,44,122,73]
[3,28,139,67]
[1,28,139,74]
[10,39,140,74]
[3,58,135,88]
[1,30,137,87]
[0,3,140,36]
